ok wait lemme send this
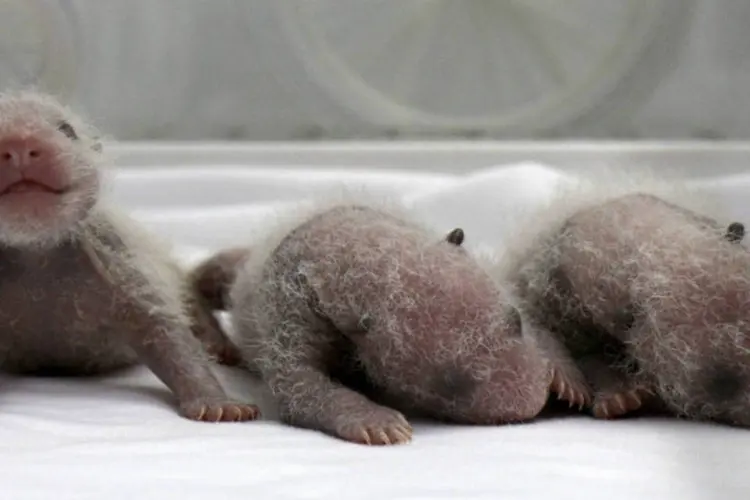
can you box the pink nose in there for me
[0,137,50,169]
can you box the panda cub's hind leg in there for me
[263,319,413,446]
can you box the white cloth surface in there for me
[2,161,750,499]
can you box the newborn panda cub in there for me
[193,202,584,445]
[0,91,258,422]
[507,187,750,427]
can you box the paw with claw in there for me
[550,368,591,410]
[592,386,653,419]
[181,399,261,422]
[334,406,413,446]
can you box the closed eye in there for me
[57,120,78,140]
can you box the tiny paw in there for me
[550,368,591,409]
[334,407,413,446]
[181,399,260,422]
[592,387,652,419]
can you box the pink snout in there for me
[0,136,50,168]
[0,135,68,194]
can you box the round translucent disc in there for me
[273,0,687,133]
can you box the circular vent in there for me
[271,0,692,135]
[0,0,78,96]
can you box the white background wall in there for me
[12,0,750,140]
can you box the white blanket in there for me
[2,162,749,499]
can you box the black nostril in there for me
[1,152,10,161]
[28,150,40,159]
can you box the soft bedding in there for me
[2,158,750,500]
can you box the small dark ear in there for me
[725,222,745,243]
[446,228,465,246]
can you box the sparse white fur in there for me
[0,91,257,422]
[0,91,108,248]
[0,90,186,329]
[498,168,750,425]
[230,188,511,367]
[223,186,554,445]
[496,169,729,279]
[82,205,189,327]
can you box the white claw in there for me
[599,405,610,419]
[614,394,627,413]
[630,391,642,407]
